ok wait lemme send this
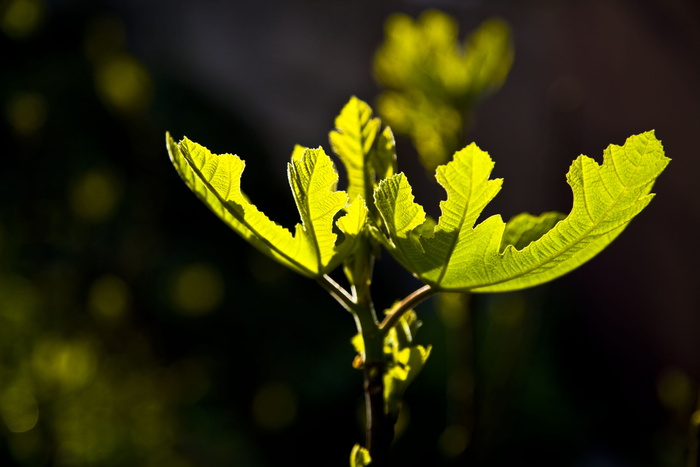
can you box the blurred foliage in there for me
[0,2,203,460]
[374,10,513,172]
[0,2,324,465]
[1,0,44,40]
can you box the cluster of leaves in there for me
[168,97,668,296]
[352,309,431,418]
[167,96,668,464]
[374,10,513,171]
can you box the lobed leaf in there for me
[166,134,366,278]
[329,96,396,205]
[375,131,669,292]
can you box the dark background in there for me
[1,0,699,465]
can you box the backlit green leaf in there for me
[329,96,396,205]
[166,134,366,278]
[351,309,431,417]
[350,444,372,467]
[375,131,669,292]
[383,309,431,417]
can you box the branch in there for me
[378,284,436,333]
[317,274,356,313]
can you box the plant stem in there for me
[323,276,437,464]
[340,243,395,466]
[352,284,439,465]
[379,284,436,333]
[353,286,393,464]
[361,341,394,465]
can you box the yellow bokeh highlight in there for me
[31,337,98,389]
[70,168,121,222]
[171,263,225,316]
[438,424,469,458]
[436,292,469,329]
[94,54,152,114]
[52,383,119,463]
[251,382,297,431]
[88,274,130,323]
[40,353,192,465]
[84,15,152,115]
[0,0,44,39]
[0,385,39,433]
[657,367,693,413]
[5,91,48,135]
[692,409,700,426]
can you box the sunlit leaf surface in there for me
[375,131,669,292]
[167,134,366,278]
[329,96,396,207]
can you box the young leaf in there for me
[375,131,669,292]
[329,96,397,206]
[382,309,431,417]
[351,309,431,418]
[350,444,372,467]
[166,134,366,278]
[329,97,396,290]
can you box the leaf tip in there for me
[165,131,182,165]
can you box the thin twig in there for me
[317,274,356,313]
[379,284,437,333]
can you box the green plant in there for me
[374,10,513,172]
[373,13,515,458]
[166,96,668,465]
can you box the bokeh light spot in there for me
[32,338,98,389]
[70,169,121,222]
[438,424,469,459]
[437,292,468,329]
[0,386,39,433]
[88,274,130,323]
[94,54,152,114]
[692,410,700,427]
[251,382,297,431]
[171,263,225,316]
[0,0,44,39]
[5,91,47,135]
[657,367,693,413]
